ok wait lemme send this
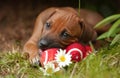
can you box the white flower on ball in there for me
[55,49,72,68]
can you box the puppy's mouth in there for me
[39,43,65,51]
[38,39,68,52]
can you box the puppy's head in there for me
[38,8,97,50]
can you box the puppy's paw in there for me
[29,50,42,65]
[30,55,39,65]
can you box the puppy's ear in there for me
[79,19,97,43]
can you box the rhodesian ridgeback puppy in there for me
[23,7,108,64]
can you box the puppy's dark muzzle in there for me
[38,39,49,50]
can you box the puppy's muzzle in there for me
[38,39,49,50]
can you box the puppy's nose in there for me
[38,39,49,49]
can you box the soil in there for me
[0,2,44,51]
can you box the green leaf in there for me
[94,14,120,29]
[107,19,120,38]
[110,34,120,46]
[97,32,109,40]
[110,28,120,37]
[97,27,120,40]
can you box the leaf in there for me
[110,34,120,46]
[97,27,120,40]
[110,28,120,37]
[107,19,120,38]
[94,14,120,29]
[97,32,109,40]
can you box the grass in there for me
[0,44,120,78]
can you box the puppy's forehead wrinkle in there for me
[53,14,78,31]
[61,14,81,36]
[62,13,78,24]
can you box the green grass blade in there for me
[110,34,120,46]
[94,14,120,29]
[107,19,120,38]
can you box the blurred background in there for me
[0,0,120,51]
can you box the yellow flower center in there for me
[60,55,66,62]
[46,67,53,74]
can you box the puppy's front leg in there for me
[23,42,40,64]
[23,7,57,64]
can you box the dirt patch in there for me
[0,2,45,51]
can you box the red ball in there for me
[66,43,86,62]
[40,48,58,66]
[39,42,92,66]
[85,45,92,52]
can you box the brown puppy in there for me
[23,7,105,64]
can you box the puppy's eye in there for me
[61,31,71,39]
[45,22,51,28]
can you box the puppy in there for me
[23,7,106,64]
